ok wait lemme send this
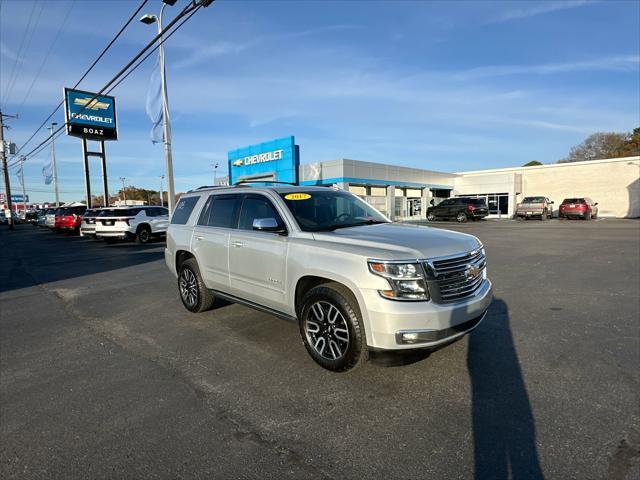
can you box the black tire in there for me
[427,212,436,222]
[540,209,547,221]
[584,211,592,220]
[299,282,367,372]
[456,211,468,223]
[136,225,151,244]
[178,258,215,313]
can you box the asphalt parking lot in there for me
[1,219,638,479]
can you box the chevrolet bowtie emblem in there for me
[233,159,244,167]
[73,97,110,110]
[465,265,481,280]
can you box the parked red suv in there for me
[559,197,598,220]
[55,206,87,232]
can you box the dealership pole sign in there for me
[64,88,118,141]
[228,136,300,185]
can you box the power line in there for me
[1,0,39,104]
[12,0,149,158]
[12,0,204,166]
[15,0,77,115]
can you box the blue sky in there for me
[1,0,638,203]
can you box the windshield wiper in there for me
[325,219,389,231]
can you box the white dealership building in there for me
[219,138,639,220]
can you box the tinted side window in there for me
[197,196,214,226]
[238,196,283,231]
[209,196,241,228]
[172,197,199,225]
[197,195,241,228]
[145,208,157,217]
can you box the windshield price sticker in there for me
[284,193,312,201]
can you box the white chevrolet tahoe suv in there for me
[165,185,492,371]
[95,206,169,244]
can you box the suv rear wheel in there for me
[178,258,215,313]
[299,283,367,372]
[427,212,436,222]
[456,211,468,223]
[136,225,151,244]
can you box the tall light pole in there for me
[120,176,127,204]
[141,0,176,214]
[159,174,164,207]
[213,162,219,185]
[48,122,60,207]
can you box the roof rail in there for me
[234,180,298,186]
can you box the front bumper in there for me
[361,279,493,350]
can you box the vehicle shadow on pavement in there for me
[0,226,165,293]
[468,298,544,480]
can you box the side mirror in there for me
[253,217,286,233]
[594,202,598,206]
[550,201,554,204]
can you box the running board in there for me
[211,289,298,323]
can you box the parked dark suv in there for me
[427,197,489,223]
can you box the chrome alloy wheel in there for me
[305,301,350,360]
[179,268,198,308]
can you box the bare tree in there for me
[558,131,632,163]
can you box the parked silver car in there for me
[165,185,492,372]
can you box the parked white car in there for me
[79,208,104,238]
[95,206,169,244]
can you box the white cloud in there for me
[453,55,640,80]
[488,0,597,24]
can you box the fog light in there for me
[401,332,419,344]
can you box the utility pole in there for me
[159,174,164,207]
[19,155,27,215]
[120,176,126,205]
[140,0,176,214]
[48,123,60,206]
[1,110,18,230]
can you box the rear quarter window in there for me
[171,197,200,225]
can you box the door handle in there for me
[231,241,244,248]
[194,235,204,241]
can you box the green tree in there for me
[522,160,542,166]
[612,127,640,158]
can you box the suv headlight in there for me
[368,261,429,301]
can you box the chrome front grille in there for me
[423,248,487,303]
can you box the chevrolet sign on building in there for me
[228,136,299,184]
[64,88,118,140]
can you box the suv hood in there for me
[312,223,481,259]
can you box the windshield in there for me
[279,189,389,232]
[522,197,546,203]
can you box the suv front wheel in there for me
[456,211,468,223]
[178,258,215,313]
[299,283,367,372]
